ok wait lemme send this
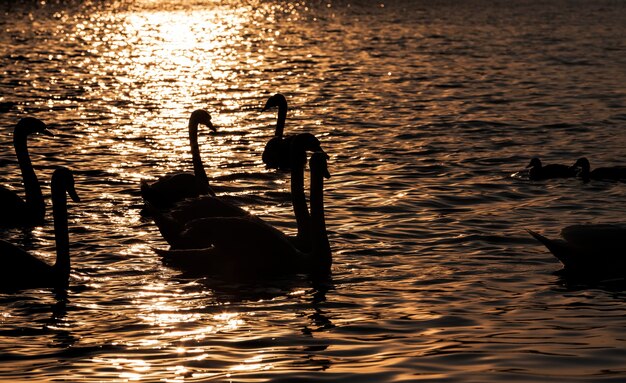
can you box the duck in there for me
[0,117,54,227]
[0,167,80,289]
[526,157,577,181]
[140,109,216,208]
[261,93,297,170]
[528,225,626,277]
[572,157,626,182]
[151,133,325,250]
[155,151,332,279]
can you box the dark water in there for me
[1,0,626,381]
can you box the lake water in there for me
[1,0,626,381]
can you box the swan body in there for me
[573,157,626,182]
[0,167,79,289]
[0,117,54,227]
[528,225,626,276]
[152,133,325,250]
[156,151,332,279]
[526,157,576,181]
[261,93,297,170]
[141,110,216,208]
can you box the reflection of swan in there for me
[528,226,626,276]
[0,117,54,227]
[526,157,576,181]
[262,93,296,170]
[141,110,216,208]
[156,151,332,278]
[152,133,325,250]
[0,167,79,289]
[573,157,626,182]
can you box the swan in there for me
[155,151,332,279]
[525,157,576,181]
[151,133,325,250]
[0,117,54,227]
[572,157,626,182]
[261,93,297,170]
[528,225,626,277]
[140,109,216,208]
[0,167,79,289]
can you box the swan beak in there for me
[207,121,217,132]
[323,168,331,179]
[41,128,55,137]
[68,186,80,202]
[318,148,330,160]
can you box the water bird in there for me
[525,157,577,181]
[261,93,297,170]
[0,117,54,227]
[528,226,626,277]
[0,167,80,289]
[572,157,626,182]
[155,151,332,279]
[140,109,216,208]
[151,133,325,250]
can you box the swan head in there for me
[526,157,542,169]
[290,133,326,168]
[190,109,216,132]
[16,117,54,137]
[52,167,80,202]
[310,151,331,179]
[262,93,287,112]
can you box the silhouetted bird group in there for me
[0,93,332,291]
[522,156,626,278]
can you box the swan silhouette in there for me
[526,157,576,181]
[151,133,325,250]
[528,226,626,277]
[141,109,216,208]
[0,117,54,227]
[261,93,297,170]
[0,167,79,289]
[572,157,626,182]
[156,151,332,278]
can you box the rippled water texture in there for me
[1,0,626,381]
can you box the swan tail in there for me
[526,229,575,266]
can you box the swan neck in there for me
[291,162,310,246]
[51,179,70,286]
[189,120,209,189]
[310,168,331,272]
[274,101,287,137]
[14,128,45,221]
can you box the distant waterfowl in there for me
[152,133,325,250]
[0,117,54,227]
[0,167,79,289]
[528,225,626,277]
[261,93,296,170]
[140,110,216,208]
[572,157,626,182]
[526,157,576,181]
[156,151,332,278]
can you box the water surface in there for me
[1,0,626,381]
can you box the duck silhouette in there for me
[526,157,576,181]
[572,157,626,182]
[0,117,54,227]
[141,110,216,208]
[0,167,80,289]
